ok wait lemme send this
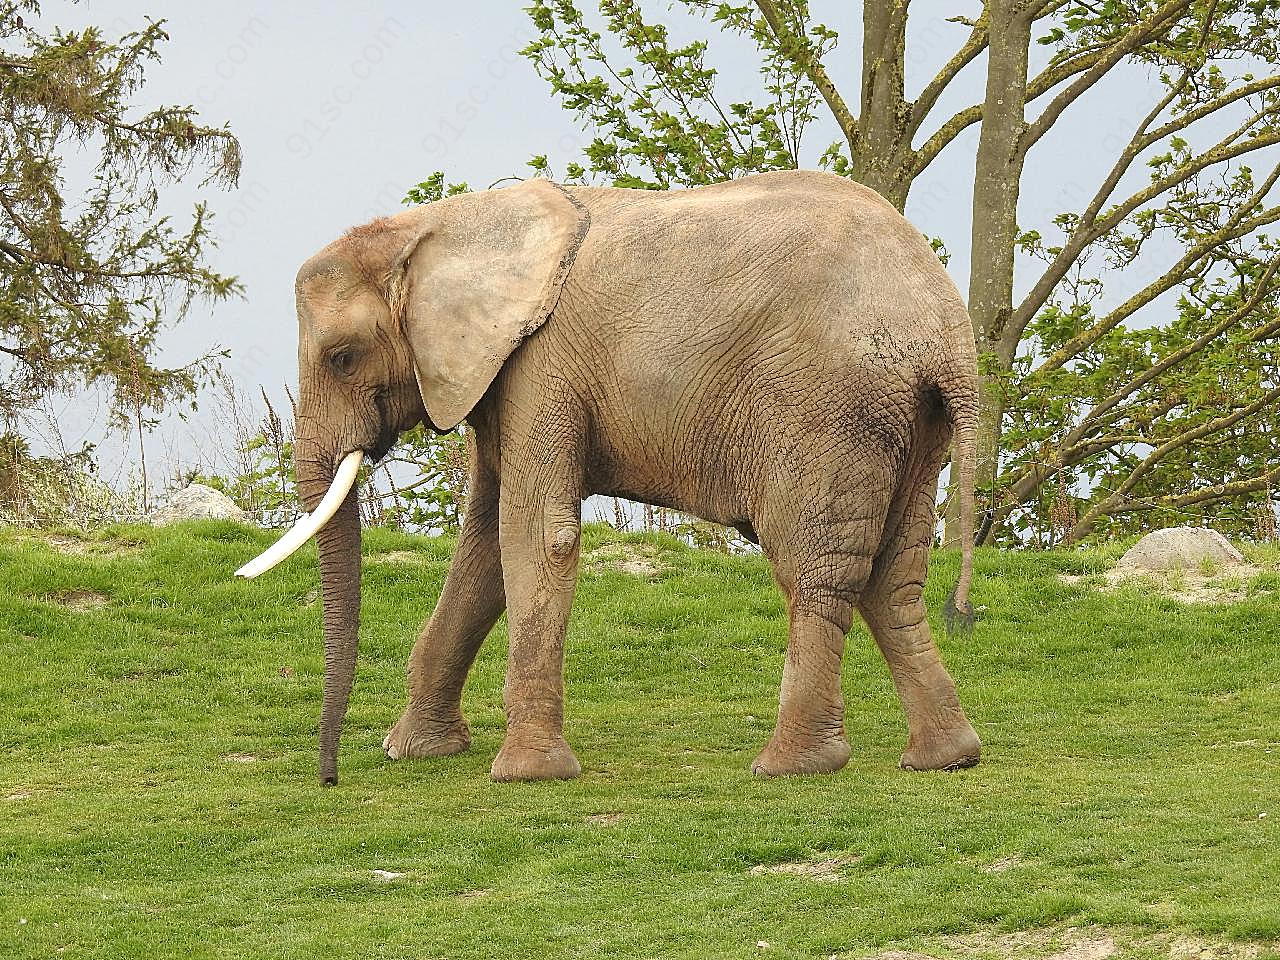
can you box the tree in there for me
[0,1,240,443]
[518,0,1280,543]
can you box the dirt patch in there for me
[584,542,665,578]
[30,534,141,557]
[370,550,427,564]
[1165,937,1266,959]
[859,926,1271,960]
[748,854,858,882]
[1047,937,1116,960]
[222,753,259,763]
[4,790,33,801]
[585,811,623,826]
[1060,565,1261,605]
[48,589,110,611]
[455,888,490,900]
[980,854,1023,873]
[44,534,92,555]
[122,667,182,681]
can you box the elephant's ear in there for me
[391,179,589,431]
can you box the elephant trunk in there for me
[298,462,362,787]
[316,489,361,785]
[236,446,365,784]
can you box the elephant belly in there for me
[577,341,922,550]
[586,469,755,536]
[582,389,766,536]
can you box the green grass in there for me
[1,521,1278,959]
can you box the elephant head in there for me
[236,179,590,785]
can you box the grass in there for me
[1,521,1278,959]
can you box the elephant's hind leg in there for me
[859,435,980,772]
[751,581,858,777]
[752,489,888,777]
[384,442,504,761]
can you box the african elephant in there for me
[237,170,981,786]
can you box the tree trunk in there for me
[954,0,1032,545]
[854,0,912,210]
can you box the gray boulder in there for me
[1118,526,1243,572]
[151,483,246,525]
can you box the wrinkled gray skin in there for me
[290,170,980,785]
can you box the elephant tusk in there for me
[234,450,364,579]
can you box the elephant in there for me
[237,169,981,786]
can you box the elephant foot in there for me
[900,720,981,772]
[751,731,850,777]
[491,734,581,782]
[382,711,471,760]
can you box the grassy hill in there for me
[1,522,1278,960]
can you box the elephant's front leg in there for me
[384,449,503,761]
[490,480,583,782]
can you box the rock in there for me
[150,483,246,524]
[1117,526,1243,572]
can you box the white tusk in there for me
[234,450,365,579]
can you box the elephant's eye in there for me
[329,348,357,377]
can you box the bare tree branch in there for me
[908,12,989,140]
[1109,466,1280,513]
[907,104,984,181]
[909,18,1132,180]
[988,252,1280,531]
[1068,384,1280,540]
[1028,202,1280,374]
[1009,123,1280,349]
[1018,0,1195,155]
[752,0,858,146]
[1077,255,1280,428]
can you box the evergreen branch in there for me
[0,239,36,263]
[0,3,240,429]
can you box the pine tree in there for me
[0,1,240,438]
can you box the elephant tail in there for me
[939,371,978,639]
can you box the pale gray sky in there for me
[32,2,1171,482]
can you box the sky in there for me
[28,1,1174,488]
